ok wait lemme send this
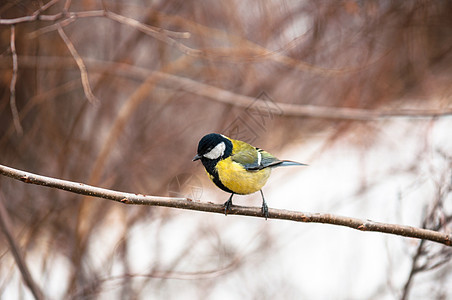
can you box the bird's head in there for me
[193,133,233,162]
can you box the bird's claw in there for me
[261,201,269,220]
[223,195,233,216]
[260,190,269,220]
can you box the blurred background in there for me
[0,1,451,299]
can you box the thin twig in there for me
[104,11,192,41]
[0,163,450,247]
[400,239,425,300]
[4,9,190,40]
[56,24,99,104]
[0,12,63,25]
[9,25,23,135]
[32,0,61,16]
[0,193,44,300]
[0,10,92,25]
[2,7,380,76]
[72,258,240,298]
[63,0,72,12]
[28,17,77,38]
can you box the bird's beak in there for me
[192,154,202,161]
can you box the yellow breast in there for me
[215,158,271,194]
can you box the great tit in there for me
[193,133,306,219]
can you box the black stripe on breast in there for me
[201,158,234,194]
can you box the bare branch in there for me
[151,70,452,120]
[0,7,403,78]
[28,17,77,38]
[3,9,190,40]
[33,0,61,16]
[2,55,450,121]
[0,4,65,25]
[0,10,87,25]
[0,8,383,76]
[400,239,425,300]
[63,0,72,12]
[0,194,44,300]
[400,180,452,299]
[56,24,99,104]
[104,11,191,39]
[9,25,23,135]
[0,164,450,247]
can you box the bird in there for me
[193,133,306,219]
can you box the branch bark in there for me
[0,164,450,247]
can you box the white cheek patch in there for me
[204,142,226,160]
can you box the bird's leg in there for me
[223,193,234,216]
[260,190,268,220]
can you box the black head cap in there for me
[193,133,232,161]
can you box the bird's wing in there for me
[257,149,284,169]
[230,140,282,171]
[230,140,259,167]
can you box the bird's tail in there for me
[277,160,308,167]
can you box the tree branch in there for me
[1,56,451,121]
[0,8,395,76]
[0,164,450,247]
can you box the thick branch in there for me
[0,164,450,247]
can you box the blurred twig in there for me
[0,9,102,25]
[63,0,72,12]
[35,0,60,15]
[64,55,195,294]
[0,193,44,300]
[2,7,382,76]
[9,25,22,135]
[400,164,452,300]
[1,164,451,247]
[72,257,241,298]
[56,24,99,104]
[26,10,191,40]
[104,11,191,39]
[0,0,60,25]
[1,56,451,120]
